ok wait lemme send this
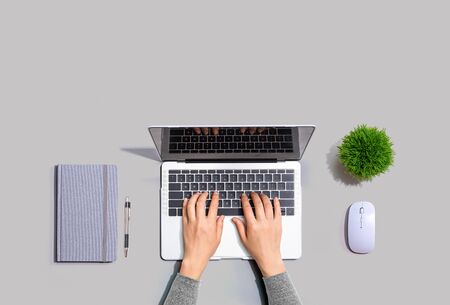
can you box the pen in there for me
[124,196,131,257]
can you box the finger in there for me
[187,192,200,221]
[232,217,247,243]
[273,196,282,221]
[260,193,274,219]
[212,128,219,135]
[241,193,255,222]
[193,128,201,135]
[208,191,219,220]
[196,192,208,219]
[201,127,209,135]
[182,198,188,225]
[249,127,257,135]
[257,127,266,134]
[251,192,265,220]
[216,215,225,241]
[240,127,247,134]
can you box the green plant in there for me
[338,125,394,180]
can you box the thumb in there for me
[216,215,225,241]
[232,217,247,243]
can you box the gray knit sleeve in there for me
[263,272,301,305]
[163,273,199,305]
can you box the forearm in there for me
[163,273,200,305]
[263,272,301,305]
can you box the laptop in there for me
[148,125,315,260]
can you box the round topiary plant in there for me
[338,125,394,180]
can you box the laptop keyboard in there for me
[168,127,294,154]
[167,169,296,217]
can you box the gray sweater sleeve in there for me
[263,272,302,305]
[163,271,300,305]
[163,273,199,305]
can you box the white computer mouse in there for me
[347,201,375,254]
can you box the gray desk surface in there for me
[1,1,449,304]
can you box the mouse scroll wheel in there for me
[360,207,365,214]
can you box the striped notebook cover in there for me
[56,164,118,262]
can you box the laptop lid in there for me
[148,125,315,162]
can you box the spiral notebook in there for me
[55,164,118,262]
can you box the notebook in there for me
[55,164,118,262]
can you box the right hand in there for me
[232,192,286,277]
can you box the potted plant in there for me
[338,125,394,181]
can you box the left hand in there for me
[180,192,224,280]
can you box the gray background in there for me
[1,1,449,304]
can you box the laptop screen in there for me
[148,125,315,161]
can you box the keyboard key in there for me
[273,174,281,182]
[277,182,285,190]
[216,183,225,190]
[227,192,236,199]
[251,183,259,190]
[168,208,177,216]
[208,183,216,191]
[212,174,220,182]
[282,174,294,182]
[191,183,198,191]
[232,200,241,208]
[280,200,294,207]
[236,191,245,198]
[286,208,295,215]
[280,191,294,198]
[184,191,192,198]
[256,174,264,182]
[169,199,183,207]
[223,200,231,208]
[230,174,237,182]
[281,208,286,216]
[260,183,268,190]
[269,183,277,190]
[217,208,243,216]
[221,174,229,182]
[219,191,227,199]
[169,192,184,199]
[200,183,207,191]
[286,183,295,190]
[177,175,185,182]
[186,175,194,182]
[182,183,190,191]
[226,183,233,190]
[195,175,202,182]
[204,174,212,182]
[169,175,177,182]
[238,174,246,182]
[243,183,251,190]
[262,190,271,197]
[177,208,183,216]
[264,174,272,182]
[247,174,255,182]
[271,191,279,198]
[169,170,181,174]
[234,183,242,190]
[169,183,181,191]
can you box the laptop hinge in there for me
[184,158,279,163]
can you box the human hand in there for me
[180,192,225,280]
[192,127,220,135]
[232,192,286,277]
[239,127,268,135]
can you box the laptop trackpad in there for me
[213,217,250,259]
